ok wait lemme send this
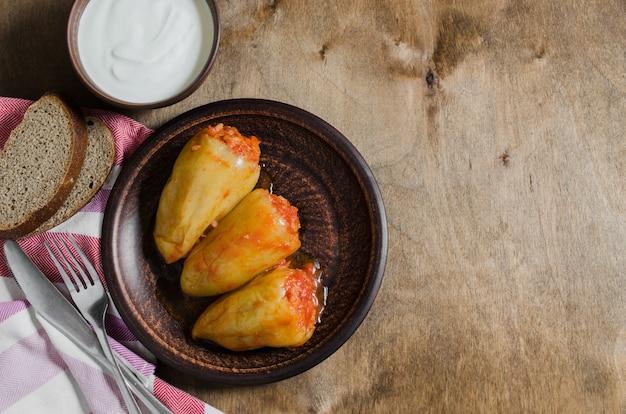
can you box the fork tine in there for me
[45,240,82,292]
[57,237,93,287]
[66,235,99,286]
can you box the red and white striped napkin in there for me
[0,97,223,414]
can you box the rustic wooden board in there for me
[1,0,624,412]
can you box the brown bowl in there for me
[67,0,220,109]
[101,99,388,385]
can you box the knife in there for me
[3,240,172,414]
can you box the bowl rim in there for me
[102,98,388,384]
[66,0,221,110]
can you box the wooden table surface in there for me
[2,0,625,412]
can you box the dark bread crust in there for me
[0,93,88,239]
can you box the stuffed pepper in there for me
[191,262,324,351]
[154,124,261,263]
[181,188,301,296]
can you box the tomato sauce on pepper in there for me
[284,263,323,329]
[205,123,260,161]
[271,193,300,235]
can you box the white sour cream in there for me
[77,0,215,104]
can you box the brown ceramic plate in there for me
[101,99,387,385]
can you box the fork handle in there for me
[115,355,173,414]
[93,323,143,414]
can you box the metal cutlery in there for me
[3,239,172,414]
[45,236,142,414]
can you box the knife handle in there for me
[115,355,173,414]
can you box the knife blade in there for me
[3,239,172,414]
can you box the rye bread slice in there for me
[26,117,115,236]
[0,93,88,239]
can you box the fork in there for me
[46,236,142,414]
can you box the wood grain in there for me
[1,0,624,412]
